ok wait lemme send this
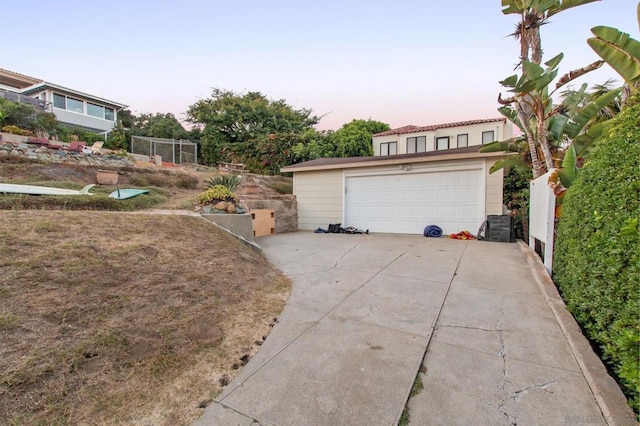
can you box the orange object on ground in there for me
[449,230,476,240]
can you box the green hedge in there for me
[554,95,640,413]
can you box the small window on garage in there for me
[482,131,495,144]
[380,141,397,156]
[436,136,449,150]
[457,133,468,148]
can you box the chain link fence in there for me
[130,136,198,164]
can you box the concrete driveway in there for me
[195,232,615,425]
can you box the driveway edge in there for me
[517,241,636,426]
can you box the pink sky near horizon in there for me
[3,1,636,132]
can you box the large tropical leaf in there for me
[502,0,600,16]
[558,144,577,187]
[489,155,525,174]
[498,106,525,131]
[588,26,640,85]
[500,74,519,88]
[523,60,545,80]
[564,88,621,138]
[480,138,523,153]
[547,0,600,17]
[548,114,570,142]
[544,52,564,70]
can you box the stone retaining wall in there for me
[1,141,134,168]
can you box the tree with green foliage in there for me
[131,113,189,140]
[291,130,335,161]
[107,120,127,150]
[332,119,390,157]
[117,108,135,130]
[292,119,390,161]
[187,89,320,169]
[554,94,640,413]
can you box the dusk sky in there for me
[3,1,637,130]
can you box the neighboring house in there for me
[282,118,515,235]
[372,118,512,156]
[0,68,127,134]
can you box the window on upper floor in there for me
[482,131,495,144]
[87,102,104,118]
[436,136,449,150]
[457,134,468,148]
[53,93,65,109]
[66,97,84,114]
[380,141,397,156]
[53,93,115,121]
[406,136,426,154]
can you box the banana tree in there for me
[499,0,602,178]
[490,55,618,171]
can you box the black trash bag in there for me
[328,223,342,233]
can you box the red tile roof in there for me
[373,118,505,137]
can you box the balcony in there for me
[0,89,47,110]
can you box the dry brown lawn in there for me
[0,211,290,425]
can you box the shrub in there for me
[503,165,531,241]
[2,125,32,136]
[554,95,640,413]
[175,173,199,189]
[204,174,241,191]
[197,185,237,205]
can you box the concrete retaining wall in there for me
[244,197,297,233]
[200,213,255,242]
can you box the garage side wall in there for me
[293,170,343,230]
[485,159,504,215]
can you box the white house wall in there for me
[294,170,344,230]
[373,121,512,156]
[44,89,118,133]
[485,159,504,216]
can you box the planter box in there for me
[96,170,118,185]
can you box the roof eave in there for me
[281,151,514,173]
[21,82,128,109]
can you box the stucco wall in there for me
[293,170,343,230]
[485,159,505,216]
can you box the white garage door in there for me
[344,168,484,235]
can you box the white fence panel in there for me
[529,169,556,273]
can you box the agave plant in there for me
[204,174,242,192]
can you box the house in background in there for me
[0,68,127,134]
[372,118,512,156]
[282,118,514,235]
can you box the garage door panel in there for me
[345,169,484,235]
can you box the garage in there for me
[281,147,507,235]
[345,166,483,235]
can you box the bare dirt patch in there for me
[0,211,290,424]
